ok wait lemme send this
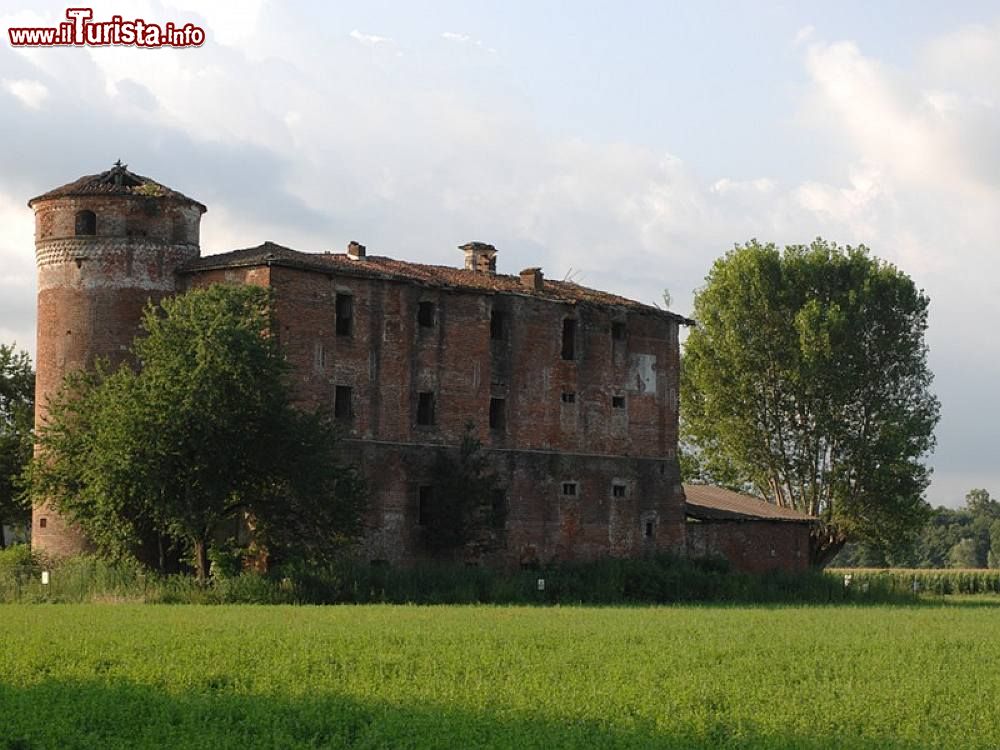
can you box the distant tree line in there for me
[833,489,1000,568]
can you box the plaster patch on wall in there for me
[627,353,656,394]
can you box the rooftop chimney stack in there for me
[520,267,544,291]
[460,242,497,274]
[347,241,366,260]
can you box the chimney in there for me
[347,241,366,260]
[460,242,497,274]
[520,267,544,291]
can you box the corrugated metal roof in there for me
[684,484,817,523]
[182,241,695,323]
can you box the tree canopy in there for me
[835,488,1000,569]
[682,239,940,563]
[0,344,34,547]
[27,285,365,579]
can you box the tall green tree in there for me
[0,345,34,547]
[683,239,940,564]
[948,538,979,569]
[27,285,365,579]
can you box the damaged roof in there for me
[684,484,817,523]
[28,162,207,211]
[181,241,695,322]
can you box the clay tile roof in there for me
[181,241,695,323]
[28,162,206,211]
[683,484,817,523]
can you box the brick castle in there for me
[30,164,810,571]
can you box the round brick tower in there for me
[28,162,206,557]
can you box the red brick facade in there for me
[685,520,811,574]
[30,167,690,567]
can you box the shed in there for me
[683,484,817,573]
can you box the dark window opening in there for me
[334,385,352,420]
[489,397,506,431]
[561,391,576,404]
[562,482,578,497]
[490,309,507,340]
[39,517,47,529]
[336,294,353,336]
[561,318,576,360]
[491,490,507,529]
[612,484,626,498]
[418,485,434,526]
[74,210,96,236]
[611,321,626,340]
[645,521,655,538]
[417,391,436,426]
[418,301,435,328]
[612,395,626,409]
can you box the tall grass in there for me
[4,603,1000,748]
[1,544,915,605]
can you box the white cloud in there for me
[350,29,392,46]
[441,31,496,54]
[162,0,265,46]
[2,7,1000,505]
[2,79,48,109]
[711,177,775,196]
[793,25,815,47]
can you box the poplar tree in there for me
[682,239,940,564]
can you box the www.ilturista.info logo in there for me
[9,8,205,48]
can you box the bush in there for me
[1,552,935,606]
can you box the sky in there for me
[2,1,999,508]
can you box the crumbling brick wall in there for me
[686,520,811,573]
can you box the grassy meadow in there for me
[1,602,999,749]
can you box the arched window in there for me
[74,210,96,236]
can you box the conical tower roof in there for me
[28,161,206,212]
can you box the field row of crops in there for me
[2,602,999,749]
[829,567,1000,594]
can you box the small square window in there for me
[489,397,506,431]
[490,309,507,340]
[334,385,352,420]
[418,301,435,328]
[562,482,578,497]
[612,483,626,498]
[39,517,47,529]
[561,392,576,404]
[417,391,436,426]
[336,294,353,336]
[74,210,96,236]
[611,322,626,340]
[612,395,626,409]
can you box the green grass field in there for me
[1,603,998,749]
